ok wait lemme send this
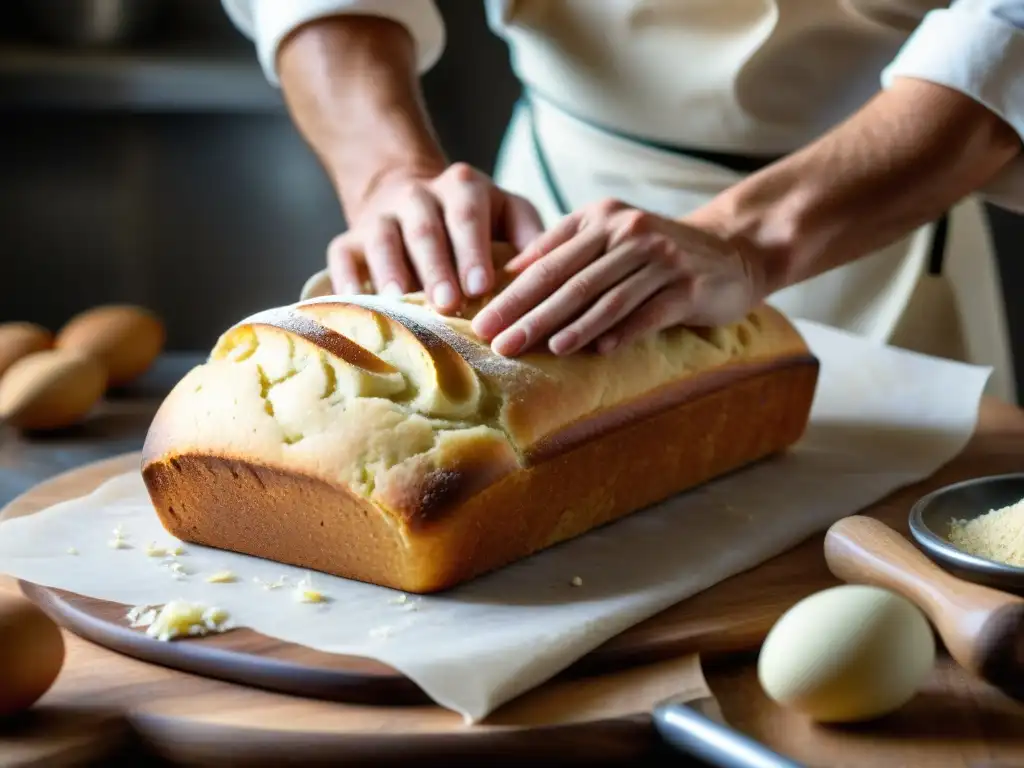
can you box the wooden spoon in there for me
[824,515,1024,701]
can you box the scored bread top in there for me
[142,293,814,531]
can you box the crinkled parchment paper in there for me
[0,320,990,722]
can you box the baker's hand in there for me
[470,199,766,356]
[328,163,543,314]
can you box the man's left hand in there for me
[470,198,766,357]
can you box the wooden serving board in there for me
[4,398,1024,766]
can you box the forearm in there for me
[692,78,1022,295]
[277,15,446,220]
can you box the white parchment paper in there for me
[0,320,991,722]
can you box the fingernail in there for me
[549,330,577,355]
[433,281,457,309]
[471,310,500,340]
[465,267,489,296]
[598,336,619,354]
[381,281,403,298]
[493,327,527,357]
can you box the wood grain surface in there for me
[3,398,1024,767]
[1,562,712,767]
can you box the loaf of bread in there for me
[142,266,818,593]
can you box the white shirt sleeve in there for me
[221,0,446,84]
[881,0,1024,212]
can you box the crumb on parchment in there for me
[294,573,327,603]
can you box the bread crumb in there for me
[294,574,327,603]
[205,571,237,584]
[66,547,79,555]
[126,604,158,628]
[108,525,130,549]
[144,542,168,558]
[570,576,584,587]
[388,594,409,605]
[171,545,186,556]
[140,601,233,642]
[949,498,1024,566]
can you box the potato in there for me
[56,305,165,386]
[0,322,53,380]
[0,349,107,430]
[0,592,65,718]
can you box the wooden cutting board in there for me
[4,397,1024,766]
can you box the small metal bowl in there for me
[909,473,1024,594]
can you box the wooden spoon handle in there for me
[824,515,1024,677]
[826,516,970,610]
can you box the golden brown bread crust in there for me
[141,291,819,593]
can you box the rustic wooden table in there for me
[1,356,1023,767]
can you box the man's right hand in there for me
[328,163,542,314]
[276,15,542,313]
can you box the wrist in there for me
[687,179,807,298]
[277,14,448,224]
[320,89,447,220]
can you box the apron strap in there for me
[928,212,949,276]
[519,92,950,276]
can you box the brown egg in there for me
[0,593,65,718]
[56,305,165,386]
[0,322,53,380]
[0,349,107,430]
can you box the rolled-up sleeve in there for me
[881,0,1024,212]
[221,0,446,84]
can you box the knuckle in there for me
[593,197,624,216]
[503,287,532,315]
[528,257,561,286]
[406,218,442,245]
[445,162,478,184]
[404,184,434,206]
[647,235,678,267]
[367,220,400,250]
[617,209,650,237]
[602,289,629,317]
[563,277,593,305]
[448,201,485,227]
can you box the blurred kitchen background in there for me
[1,0,1022,397]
